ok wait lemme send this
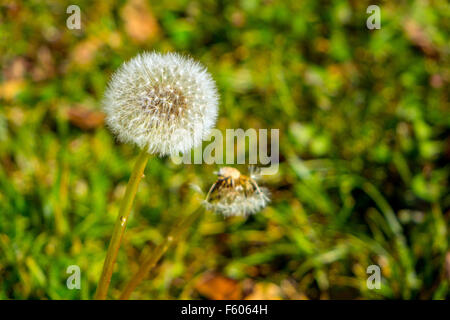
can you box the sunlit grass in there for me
[0,0,448,300]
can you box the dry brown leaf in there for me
[430,74,444,89]
[245,282,283,300]
[231,11,246,28]
[67,106,105,130]
[195,272,242,300]
[71,39,102,67]
[404,20,438,57]
[121,0,159,43]
[3,57,28,80]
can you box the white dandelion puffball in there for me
[204,167,270,217]
[103,52,219,156]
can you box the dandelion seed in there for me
[204,167,270,217]
[103,52,219,156]
[96,52,219,300]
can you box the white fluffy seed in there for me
[103,52,219,156]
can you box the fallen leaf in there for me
[67,106,105,130]
[71,38,102,67]
[404,20,438,57]
[3,57,28,80]
[195,272,242,300]
[430,74,444,88]
[245,282,283,300]
[121,0,159,43]
[231,11,246,28]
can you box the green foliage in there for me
[0,0,448,299]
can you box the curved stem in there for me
[95,148,150,300]
[119,206,204,300]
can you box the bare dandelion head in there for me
[103,52,219,156]
[204,167,270,217]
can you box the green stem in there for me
[119,206,204,300]
[95,148,150,300]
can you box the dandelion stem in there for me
[95,148,150,300]
[119,206,204,300]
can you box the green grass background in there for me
[0,0,449,299]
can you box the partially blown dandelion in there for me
[103,52,219,156]
[120,167,268,299]
[204,167,270,217]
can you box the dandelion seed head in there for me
[204,167,270,217]
[103,52,219,156]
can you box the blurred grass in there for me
[0,0,449,299]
